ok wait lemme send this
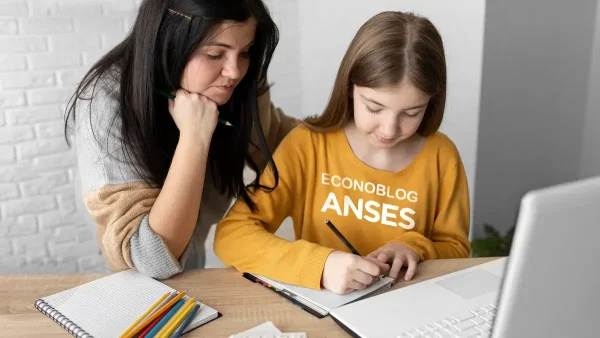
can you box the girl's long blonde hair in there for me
[304,11,447,136]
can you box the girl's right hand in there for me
[168,89,219,146]
[321,251,390,295]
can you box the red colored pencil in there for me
[138,309,170,338]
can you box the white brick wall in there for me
[0,0,140,274]
[0,0,298,274]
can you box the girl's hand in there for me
[168,89,219,146]
[367,242,420,282]
[321,251,389,295]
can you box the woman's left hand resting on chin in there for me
[367,241,420,283]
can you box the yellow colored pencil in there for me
[146,291,178,319]
[132,291,178,334]
[119,292,170,338]
[155,298,196,338]
[121,291,187,338]
[156,298,196,338]
[161,304,196,338]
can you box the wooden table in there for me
[0,257,497,337]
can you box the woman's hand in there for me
[168,89,219,146]
[321,251,390,295]
[367,241,420,282]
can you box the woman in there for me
[65,0,297,279]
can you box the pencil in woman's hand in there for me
[155,89,234,127]
[156,89,175,100]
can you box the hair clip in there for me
[167,8,192,20]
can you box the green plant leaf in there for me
[471,224,516,257]
[483,223,501,241]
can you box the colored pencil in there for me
[121,291,187,338]
[144,299,186,338]
[155,89,234,127]
[139,309,170,338]
[146,291,177,319]
[156,298,196,338]
[119,292,169,338]
[171,303,200,338]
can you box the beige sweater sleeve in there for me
[74,76,189,278]
[84,183,160,271]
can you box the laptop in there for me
[329,175,600,338]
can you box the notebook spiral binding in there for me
[35,299,94,338]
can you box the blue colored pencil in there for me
[170,303,200,338]
[145,299,185,338]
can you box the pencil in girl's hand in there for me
[325,219,361,255]
[155,89,234,127]
[171,303,200,338]
[119,292,169,338]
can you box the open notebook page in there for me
[39,270,218,337]
[254,274,393,312]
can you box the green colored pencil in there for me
[156,89,233,127]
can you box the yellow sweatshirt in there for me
[214,126,470,290]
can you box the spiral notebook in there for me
[34,269,220,338]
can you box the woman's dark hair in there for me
[64,0,280,210]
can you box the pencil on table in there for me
[146,291,178,319]
[136,291,179,336]
[121,291,187,338]
[139,309,170,338]
[171,303,200,338]
[119,292,169,338]
[156,298,196,338]
[144,298,186,338]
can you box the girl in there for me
[214,11,471,295]
[66,0,297,279]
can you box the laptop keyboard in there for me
[397,303,497,338]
